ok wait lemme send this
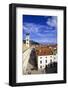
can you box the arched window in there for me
[45,60,47,63]
[40,66,42,68]
[40,61,42,64]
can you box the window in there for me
[27,39,28,41]
[50,59,52,63]
[50,56,52,58]
[40,66,42,68]
[40,61,42,64]
[45,60,47,63]
[40,57,42,59]
[45,57,47,58]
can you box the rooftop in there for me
[26,33,30,35]
[35,46,57,56]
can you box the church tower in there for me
[26,33,30,47]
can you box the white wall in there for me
[26,35,30,47]
[0,0,68,90]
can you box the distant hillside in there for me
[30,40,39,45]
[23,40,39,45]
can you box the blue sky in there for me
[23,15,57,44]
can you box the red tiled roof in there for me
[36,46,54,56]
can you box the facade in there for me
[26,33,30,47]
[38,55,57,70]
[36,46,57,70]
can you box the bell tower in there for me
[26,33,30,47]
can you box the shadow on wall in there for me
[29,48,37,68]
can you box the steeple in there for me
[26,33,30,47]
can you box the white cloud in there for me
[23,21,57,38]
[46,16,57,27]
[23,23,39,33]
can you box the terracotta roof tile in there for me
[36,46,55,56]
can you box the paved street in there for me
[23,47,32,74]
[26,62,45,74]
